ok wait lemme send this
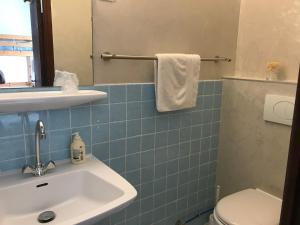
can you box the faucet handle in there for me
[45,161,56,171]
[22,165,34,174]
[22,161,56,176]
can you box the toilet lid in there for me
[215,189,282,225]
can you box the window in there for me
[0,0,34,87]
[0,0,54,88]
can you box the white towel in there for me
[54,70,79,93]
[154,54,200,112]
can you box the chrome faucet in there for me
[23,120,56,176]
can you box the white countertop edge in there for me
[223,76,298,85]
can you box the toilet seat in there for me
[214,189,282,225]
[213,210,227,225]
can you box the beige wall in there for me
[235,0,300,81]
[217,79,296,198]
[92,0,241,84]
[51,0,93,86]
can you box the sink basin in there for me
[0,156,137,225]
[0,90,107,113]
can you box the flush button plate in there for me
[264,95,295,126]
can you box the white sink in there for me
[0,90,107,113]
[0,156,137,225]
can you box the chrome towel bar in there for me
[101,52,232,62]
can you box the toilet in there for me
[212,189,282,225]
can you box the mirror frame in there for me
[30,0,55,87]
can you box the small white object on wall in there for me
[264,95,295,126]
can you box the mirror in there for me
[0,0,93,88]
[51,0,93,86]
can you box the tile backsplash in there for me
[0,80,222,225]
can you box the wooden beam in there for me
[0,41,32,48]
[0,51,33,57]
[0,82,33,88]
[0,34,32,41]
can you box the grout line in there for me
[124,85,128,184]
[46,111,51,161]
[108,86,111,167]
[22,112,28,164]
[139,84,143,214]
[89,103,93,156]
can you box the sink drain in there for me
[38,211,56,223]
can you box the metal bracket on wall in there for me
[40,0,44,13]
[24,0,43,13]
[99,0,116,2]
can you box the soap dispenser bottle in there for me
[70,132,86,164]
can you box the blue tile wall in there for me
[0,81,222,225]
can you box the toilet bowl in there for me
[211,189,282,225]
